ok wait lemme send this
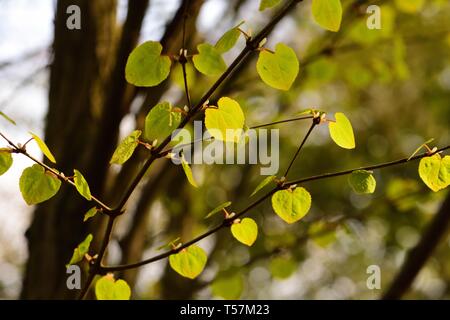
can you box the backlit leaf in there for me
[19,164,61,205]
[74,169,91,200]
[193,43,227,76]
[348,170,376,194]
[145,102,181,145]
[181,154,198,188]
[215,22,244,53]
[328,112,355,149]
[30,132,56,163]
[110,130,142,165]
[271,187,311,224]
[95,274,131,300]
[311,0,343,32]
[0,149,13,176]
[83,207,98,222]
[67,234,93,266]
[418,154,450,192]
[205,97,245,143]
[205,201,232,219]
[231,218,258,246]
[259,0,282,11]
[169,245,207,279]
[250,175,276,197]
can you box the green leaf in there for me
[259,0,282,11]
[145,102,181,145]
[0,149,13,176]
[418,154,450,192]
[215,22,244,54]
[30,132,56,163]
[110,130,142,165]
[211,272,244,299]
[250,175,276,197]
[95,274,131,300]
[125,41,171,87]
[0,111,16,125]
[67,234,93,266]
[74,169,92,201]
[348,170,376,194]
[19,164,61,205]
[271,187,312,224]
[270,257,297,279]
[231,218,258,246]
[205,97,245,143]
[193,43,227,76]
[256,43,299,91]
[181,154,198,188]
[205,201,232,219]
[169,245,207,279]
[328,112,355,149]
[83,207,98,222]
[311,0,343,32]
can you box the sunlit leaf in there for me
[231,218,258,246]
[205,97,245,143]
[169,245,207,279]
[418,154,450,192]
[328,112,355,149]
[30,132,56,163]
[311,0,343,32]
[348,170,376,194]
[83,207,98,222]
[67,234,93,266]
[250,175,276,197]
[259,0,282,11]
[211,272,244,299]
[205,201,232,219]
[181,154,198,188]
[193,43,227,76]
[215,21,244,53]
[0,149,13,176]
[271,187,311,224]
[95,274,131,300]
[145,102,181,145]
[19,164,61,205]
[74,169,91,200]
[110,130,142,165]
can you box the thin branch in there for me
[250,115,313,129]
[180,0,192,108]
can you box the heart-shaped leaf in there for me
[19,164,61,205]
[205,201,232,219]
[74,169,91,201]
[231,218,258,246]
[193,43,227,76]
[169,245,207,279]
[0,149,13,176]
[145,102,181,145]
[83,207,98,222]
[205,97,245,143]
[250,175,276,197]
[95,274,131,300]
[30,132,56,163]
[110,130,142,165]
[348,170,376,194]
[271,187,311,224]
[312,0,343,32]
[125,41,171,87]
[259,0,282,11]
[256,43,299,91]
[418,154,450,192]
[67,234,93,267]
[328,112,355,149]
[215,21,244,54]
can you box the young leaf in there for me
[30,132,56,163]
[328,112,355,149]
[348,170,376,194]
[231,218,258,246]
[0,149,13,176]
[95,274,131,300]
[205,201,232,219]
[256,43,299,91]
[205,97,245,143]
[145,102,181,145]
[270,257,297,279]
[215,22,244,54]
[311,0,343,32]
[193,43,227,76]
[211,272,244,299]
[259,0,282,11]
[125,41,171,87]
[418,154,450,192]
[169,245,207,279]
[181,154,198,188]
[250,175,276,197]
[83,207,98,222]
[74,169,92,200]
[408,138,434,161]
[0,111,16,125]
[67,234,93,266]
[19,164,61,205]
[271,187,311,224]
[110,130,142,165]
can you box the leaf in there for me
[231,218,258,246]
[211,272,244,299]
[328,112,355,149]
[83,207,98,222]
[95,274,131,300]
[193,43,227,76]
[30,132,56,163]
[250,175,276,197]
[271,187,312,224]
[215,22,244,54]
[181,154,198,188]
[259,0,282,11]
[19,164,61,205]
[348,170,376,194]
[311,0,343,32]
[145,102,181,145]
[0,149,13,176]
[418,154,450,192]
[67,234,93,266]
[125,41,171,87]
[0,111,16,125]
[270,257,297,279]
[169,245,207,279]
[110,130,142,165]
[205,201,232,219]
[256,43,299,91]
[205,97,245,143]
[74,169,92,201]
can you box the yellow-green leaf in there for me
[215,22,244,53]
[348,170,376,194]
[418,154,450,192]
[328,112,355,149]
[250,175,276,197]
[30,132,56,163]
[205,201,232,219]
[193,43,227,76]
[181,154,198,188]
[259,0,282,11]
[74,169,91,201]
[311,0,343,32]
[205,97,245,143]
[67,234,93,267]
[145,102,181,145]
[271,187,311,224]
[19,164,61,205]
[95,274,131,300]
[110,130,141,165]
[0,149,13,176]
[256,43,299,91]
[231,218,258,246]
[211,272,244,299]
[0,111,16,125]
[169,245,207,279]
[83,207,98,222]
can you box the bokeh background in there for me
[0,0,449,299]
